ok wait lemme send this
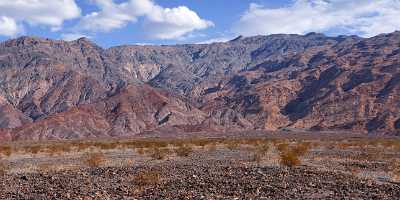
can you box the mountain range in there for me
[0,31,399,141]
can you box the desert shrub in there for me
[121,140,140,149]
[94,142,120,150]
[189,139,210,147]
[292,142,311,157]
[386,140,400,151]
[136,148,145,155]
[276,143,289,152]
[366,140,381,147]
[134,169,161,187]
[278,142,310,168]
[84,152,106,168]
[76,142,92,152]
[337,142,352,150]
[0,145,12,157]
[390,159,400,182]
[0,160,9,176]
[174,145,193,157]
[251,152,263,164]
[126,159,135,166]
[224,140,241,150]
[279,151,301,167]
[46,144,72,155]
[151,141,169,148]
[242,138,261,146]
[249,141,271,164]
[206,143,217,152]
[149,148,170,160]
[354,149,378,161]
[37,163,53,172]
[256,143,270,156]
[26,145,42,155]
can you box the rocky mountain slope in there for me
[0,32,399,140]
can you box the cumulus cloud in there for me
[0,17,20,36]
[234,0,400,37]
[78,0,213,39]
[143,6,214,39]
[196,36,233,44]
[0,0,81,36]
[61,33,90,41]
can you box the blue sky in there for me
[0,0,399,47]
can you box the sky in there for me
[0,0,400,47]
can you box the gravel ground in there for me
[1,135,399,199]
[1,159,399,200]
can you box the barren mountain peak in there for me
[0,31,398,141]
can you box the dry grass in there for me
[136,148,145,155]
[25,145,42,155]
[390,159,400,182]
[0,145,12,157]
[37,163,53,172]
[174,145,193,157]
[45,144,72,156]
[188,139,211,147]
[250,152,263,164]
[133,169,161,187]
[0,159,9,176]
[256,142,270,156]
[276,143,289,152]
[149,148,170,160]
[292,142,311,157]
[206,143,217,152]
[277,142,311,168]
[76,142,92,152]
[225,140,240,150]
[84,152,106,168]
[94,142,121,150]
[250,141,271,164]
[279,151,301,167]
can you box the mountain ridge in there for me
[0,32,399,141]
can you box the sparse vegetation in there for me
[45,144,72,156]
[279,151,301,167]
[84,152,106,168]
[136,148,145,155]
[149,148,170,160]
[390,159,400,182]
[174,145,193,157]
[250,141,270,164]
[25,145,42,155]
[225,140,240,150]
[276,143,289,152]
[0,159,9,176]
[0,145,12,157]
[133,169,161,187]
[0,136,399,198]
[206,143,217,152]
[278,142,310,167]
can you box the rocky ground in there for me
[1,161,399,199]
[0,135,400,199]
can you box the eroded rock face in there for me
[10,84,208,140]
[0,32,399,141]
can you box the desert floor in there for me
[0,131,399,199]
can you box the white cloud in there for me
[0,0,81,36]
[234,0,400,37]
[61,33,90,41]
[78,0,213,39]
[0,16,20,36]
[196,36,232,44]
[144,6,214,39]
